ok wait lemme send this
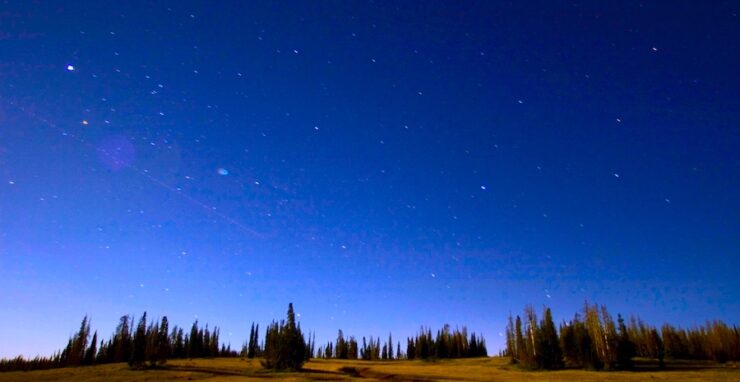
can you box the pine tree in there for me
[524,305,538,366]
[584,302,608,368]
[311,332,316,359]
[475,333,488,357]
[157,317,171,366]
[113,315,133,363]
[252,324,260,357]
[577,319,600,369]
[336,330,347,359]
[188,321,200,358]
[406,338,416,360]
[537,307,563,369]
[64,316,91,366]
[130,313,147,369]
[514,315,528,365]
[469,333,478,358]
[203,326,211,357]
[506,314,516,361]
[615,314,635,370]
[649,328,665,369]
[388,333,393,360]
[600,306,619,369]
[96,338,107,364]
[144,319,160,366]
[83,331,97,365]
[418,327,431,359]
[560,321,576,366]
[348,337,358,359]
[246,324,255,358]
[173,327,185,358]
[210,326,220,357]
[304,331,314,360]
[261,303,307,371]
[324,341,333,358]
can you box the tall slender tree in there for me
[537,307,563,369]
[616,314,635,370]
[388,333,393,360]
[130,313,147,369]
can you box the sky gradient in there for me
[1,1,738,358]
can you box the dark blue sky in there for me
[1,1,738,358]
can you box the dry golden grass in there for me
[0,357,737,382]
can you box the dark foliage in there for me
[0,313,235,372]
[506,303,740,370]
[3,301,737,374]
[261,303,307,371]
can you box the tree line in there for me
[4,302,736,373]
[315,324,487,360]
[505,302,740,370]
[0,313,236,372]
[0,303,487,373]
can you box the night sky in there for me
[1,1,739,358]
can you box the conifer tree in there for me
[406,338,416,360]
[64,316,91,366]
[144,319,160,366]
[251,324,260,357]
[304,331,314,360]
[584,303,608,367]
[388,333,393,359]
[261,303,307,371]
[203,326,211,357]
[465,333,475,359]
[157,317,170,365]
[113,315,133,363]
[247,324,255,358]
[537,307,563,369]
[173,327,185,358]
[506,314,516,360]
[310,332,316,359]
[600,306,619,369]
[524,305,538,366]
[324,341,333,358]
[474,332,488,357]
[130,313,147,369]
[209,326,220,357]
[336,330,347,359]
[83,331,97,365]
[616,314,635,370]
[514,315,529,365]
[560,321,576,366]
[649,328,665,368]
[348,337,358,359]
[188,321,201,358]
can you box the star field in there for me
[0,1,738,358]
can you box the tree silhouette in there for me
[129,313,147,369]
[536,307,563,369]
[616,314,636,370]
[388,333,394,359]
[4,302,738,373]
[261,303,307,371]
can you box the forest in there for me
[1,302,737,373]
[504,302,739,370]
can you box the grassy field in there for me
[0,357,737,382]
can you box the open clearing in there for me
[0,357,737,381]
